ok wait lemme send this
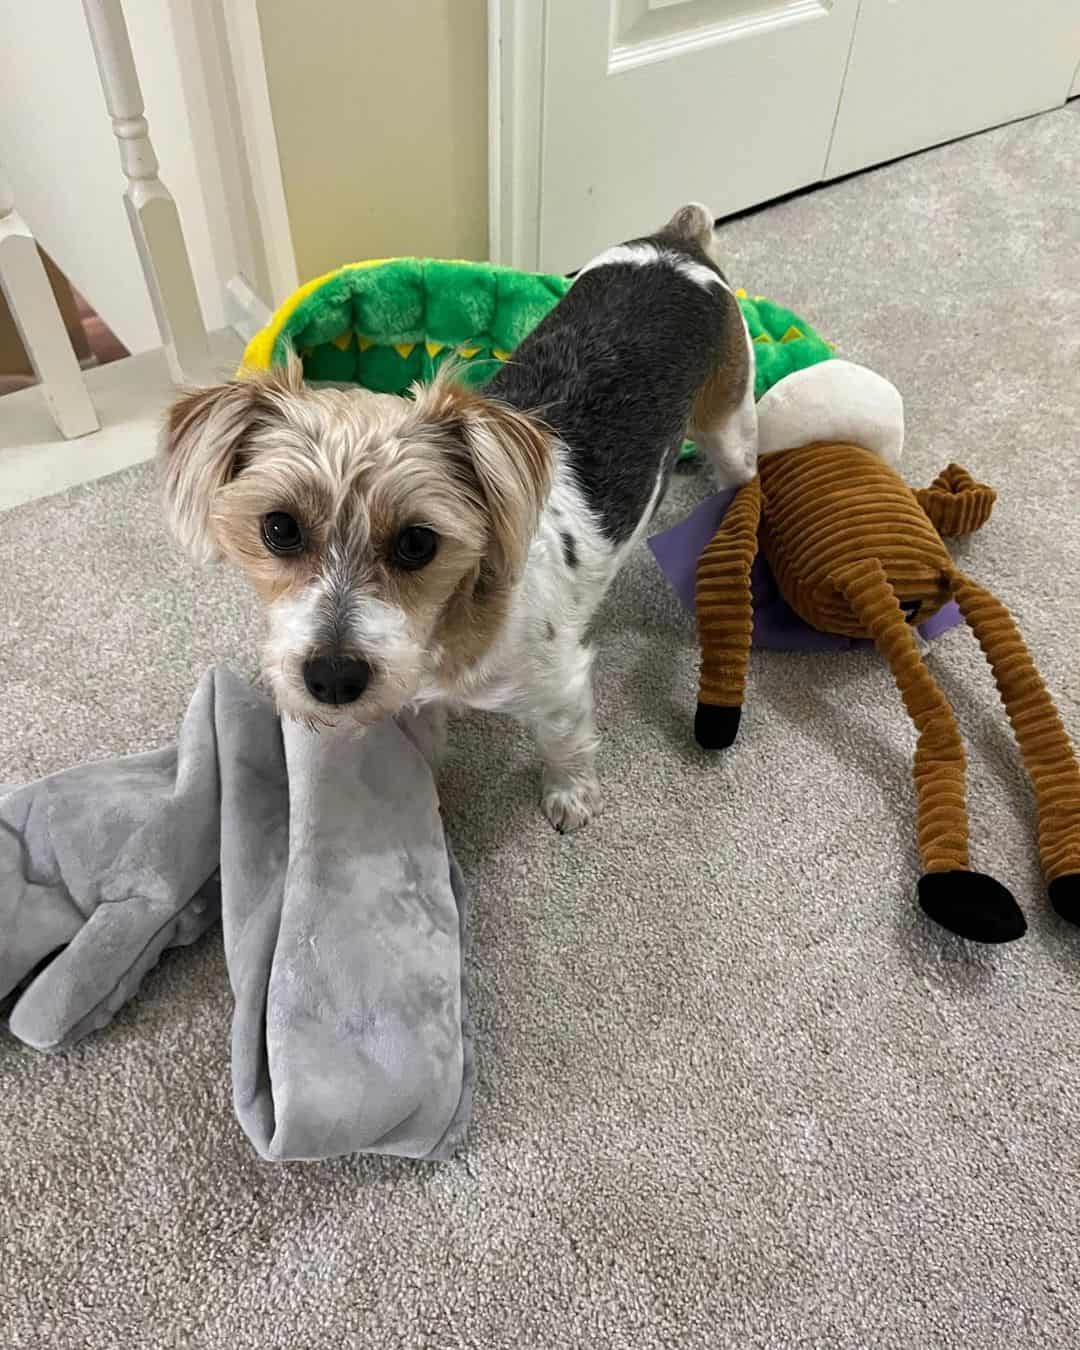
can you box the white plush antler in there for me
[756,360,905,466]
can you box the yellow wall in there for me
[258,0,489,283]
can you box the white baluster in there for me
[82,0,209,382]
[0,163,99,439]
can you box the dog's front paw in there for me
[541,771,602,834]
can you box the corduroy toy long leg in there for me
[835,558,1026,943]
[945,567,1080,923]
[694,477,761,749]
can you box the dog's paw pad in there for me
[542,775,602,834]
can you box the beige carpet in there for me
[2,105,1079,1349]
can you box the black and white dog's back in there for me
[461,203,757,831]
[488,204,755,543]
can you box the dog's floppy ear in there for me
[412,372,554,585]
[160,356,303,562]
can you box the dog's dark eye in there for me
[394,525,439,570]
[262,512,304,555]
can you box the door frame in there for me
[488,0,549,270]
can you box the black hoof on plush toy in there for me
[695,703,741,750]
[1048,873,1080,926]
[918,870,1027,944]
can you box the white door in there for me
[493,0,861,273]
[491,0,1080,275]
[827,0,1080,178]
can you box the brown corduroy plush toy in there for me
[694,360,1080,945]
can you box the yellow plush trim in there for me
[239,257,396,374]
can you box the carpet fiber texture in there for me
[2,105,1079,1349]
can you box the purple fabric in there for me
[647,492,961,651]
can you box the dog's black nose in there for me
[303,655,371,706]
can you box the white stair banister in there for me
[82,0,209,382]
[0,162,99,439]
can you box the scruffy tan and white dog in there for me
[161,205,756,832]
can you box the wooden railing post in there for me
[82,0,210,382]
[0,162,99,439]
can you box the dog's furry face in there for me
[162,358,552,726]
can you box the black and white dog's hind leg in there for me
[670,205,759,488]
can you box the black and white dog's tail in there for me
[656,202,730,286]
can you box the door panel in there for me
[539,0,860,271]
[827,0,1080,178]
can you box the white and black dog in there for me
[162,203,756,831]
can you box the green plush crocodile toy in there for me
[241,257,833,457]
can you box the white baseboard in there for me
[224,273,274,345]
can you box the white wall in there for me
[256,0,488,283]
[0,0,228,354]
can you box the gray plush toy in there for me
[0,668,472,1162]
